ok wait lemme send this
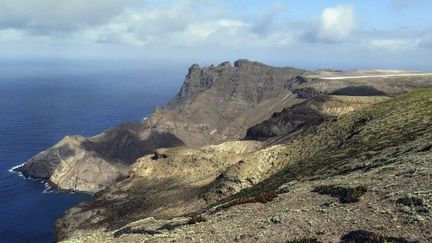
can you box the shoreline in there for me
[9,163,94,196]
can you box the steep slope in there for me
[58,88,432,242]
[139,60,307,145]
[56,141,264,240]
[16,60,306,192]
[244,95,388,141]
[15,60,432,193]
[16,124,185,192]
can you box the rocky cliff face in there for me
[165,59,308,142]
[16,60,308,192]
[16,124,185,192]
[15,60,432,194]
[244,95,389,142]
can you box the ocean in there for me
[0,60,183,242]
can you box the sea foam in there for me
[8,163,25,172]
[8,163,26,177]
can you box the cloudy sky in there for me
[1,0,431,70]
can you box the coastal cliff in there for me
[16,60,308,192]
[11,60,432,242]
[15,60,432,194]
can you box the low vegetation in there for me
[286,238,321,243]
[59,89,432,242]
[312,185,367,203]
[221,89,432,209]
[188,215,208,225]
[113,227,161,238]
[214,191,278,212]
[230,191,278,205]
[340,230,419,243]
[397,195,424,207]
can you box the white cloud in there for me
[0,0,299,50]
[75,1,293,49]
[251,1,286,36]
[0,0,428,64]
[0,0,144,33]
[79,2,246,47]
[317,5,355,42]
[0,28,26,42]
[418,34,432,48]
[186,19,249,41]
[369,38,419,51]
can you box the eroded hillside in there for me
[59,88,432,242]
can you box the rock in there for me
[401,206,412,214]
[414,215,425,222]
[254,233,264,240]
[234,235,244,241]
[150,151,169,160]
[244,100,327,141]
[245,95,389,142]
[269,213,284,224]
[17,126,184,192]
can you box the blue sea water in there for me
[0,60,184,242]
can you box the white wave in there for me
[9,162,90,195]
[8,163,27,178]
[142,116,149,121]
[42,181,55,194]
[8,162,25,173]
[9,163,39,180]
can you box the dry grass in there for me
[233,191,278,205]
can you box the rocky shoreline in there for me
[11,164,93,195]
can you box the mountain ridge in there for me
[15,59,308,192]
[15,59,432,193]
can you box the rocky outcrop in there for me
[16,124,185,192]
[165,59,308,142]
[244,98,328,141]
[244,95,389,141]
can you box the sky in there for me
[0,0,432,70]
